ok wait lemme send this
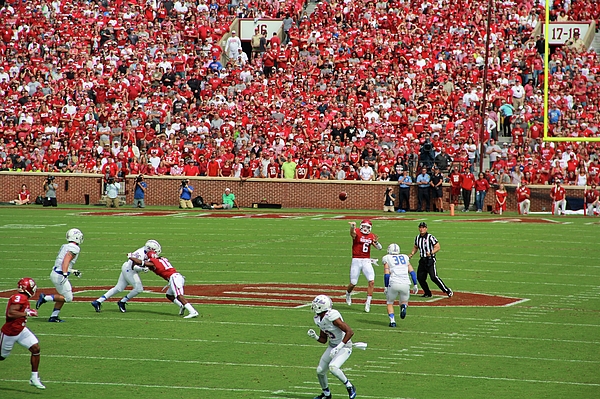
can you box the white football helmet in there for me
[387,243,400,255]
[360,220,372,234]
[66,228,84,244]
[311,295,332,314]
[145,240,162,256]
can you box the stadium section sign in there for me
[541,22,592,45]
[239,18,283,41]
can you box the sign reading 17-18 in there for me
[542,22,592,45]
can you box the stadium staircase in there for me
[592,31,600,54]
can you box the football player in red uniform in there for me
[345,220,382,312]
[1,278,45,389]
[550,180,566,216]
[584,183,599,216]
[144,252,199,318]
[516,181,531,215]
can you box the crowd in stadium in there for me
[0,0,599,187]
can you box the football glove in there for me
[26,308,38,317]
[307,329,319,340]
[369,258,379,266]
[133,265,149,273]
[383,287,388,295]
[72,269,82,278]
[353,342,368,350]
[330,342,345,358]
[412,285,419,295]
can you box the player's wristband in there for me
[410,271,417,285]
[384,274,390,287]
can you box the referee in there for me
[408,222,453,298]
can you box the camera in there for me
[107,176,115,183]
[135,175,143,183]
[181,179,189,187]
[47,175,55,182]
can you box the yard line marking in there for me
[0,378,272,393]
[35,319,600,344]
[409,349,600,364]
[362,370,600,387]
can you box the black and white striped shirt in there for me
[414,233,438,258]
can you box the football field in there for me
[0,207,599,399]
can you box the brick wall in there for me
[0,172,586,212]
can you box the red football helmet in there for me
[146,250,159,259]
[17,277,37,297]
[360,220,372,234]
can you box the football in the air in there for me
[339,192,348,201]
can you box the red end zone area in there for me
[1,284,525,308]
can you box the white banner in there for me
[541,22,592,45]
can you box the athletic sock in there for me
[389,313,395,323]
[184,303,196,313]
[121,297,129,303]
[46,295,55,303]
[97,295,107,303]
[31,371,39,379]
[173,298,183,307]
[344,379,353,388]
[365,295,372,305]
[51,309,60,318]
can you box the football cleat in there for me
[183,311,199,319]
[421,293,433,298]
[447,289,454,298]
[91,300,102,312]
[48,316,64,323]
[35,293,46,309]
[389,322,397,327]
[314,394,332,399]
[347,384,357,399]
[179,305,185,316]
[364,303,370,313]
[345,292,352,306]
[400,305,407,319]
[29,377,46,389]
[117,301,127,313]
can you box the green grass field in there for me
[0,207,599,399]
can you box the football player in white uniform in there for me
[90,240,161,313]
[382,243,418,327]
[36,228,84,322]
[307,295,357,399]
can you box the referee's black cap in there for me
[419,222,428,228]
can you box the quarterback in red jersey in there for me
[1,278,45,389]
[345,220,382,312]
[144,252,199,318]
[516,181,531,215]
[584,183,599,216]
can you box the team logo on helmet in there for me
[311,295,332,314]
[18,277,37,297]
[145,240,162,256]
[387,243,400,255]
[66,228,84,244]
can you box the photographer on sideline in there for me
[133,175,147,208]
[42,176,58,207]
[105,176,121,208]
[179,179,194,209]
